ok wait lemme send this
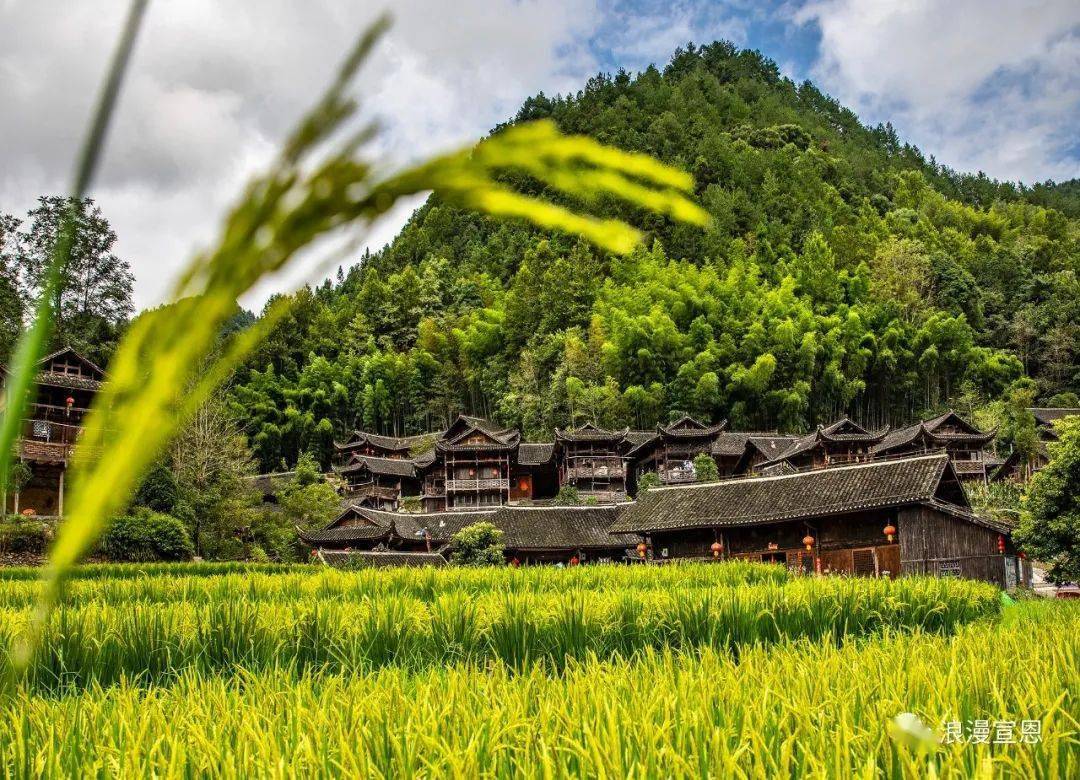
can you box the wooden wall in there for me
[897,506,1027,588]
[647,505,1029,588]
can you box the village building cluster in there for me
[8,348,1079,588]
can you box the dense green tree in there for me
[218,39,1079,469]
[693,453,720,482]
[1013,418,1080,584]
[10,197,134,363]
[449,522,505,566]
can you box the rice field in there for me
[1,563,1076,778]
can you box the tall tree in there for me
[170,398,256,557]
[0,213,25,362]
[15,196,134,363]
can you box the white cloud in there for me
[0,1,602,309]
[796,0,1080,181]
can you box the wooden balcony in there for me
[345,483,400,501]
[565,464,625,480]
[446,478,510,492]
[18,438,75,463]
[658,467,696,483]
[15,417,99,464]
[951,460,987,476]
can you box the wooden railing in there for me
[344,483,400,500]
[951,460,987,475]
[446,478,509,491]
[565,464,625,480]
[658,467,696,483]
[576,490,625,504]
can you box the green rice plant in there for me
[0,601,1075,778]
[0,571,1001,691]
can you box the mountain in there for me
[230,41,1080,472]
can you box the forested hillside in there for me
[229,41,1080,471]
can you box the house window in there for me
[938,560,962,578]
[852,548,876,576]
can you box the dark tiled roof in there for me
[489,505,637,550]
[710,432,799,458]
[334,430,439,452]
[442,415,520,446]
[377,508,499,544]
[246,471,297,498]
[658,416,727,438]
[320,550,446,568]
[1029,408,1080,426]
[624,430,660,456]
[711,432,753,456]
[35,371,103,391]
[413,448,437,468]
[335,455,417,478]
[873,412,994,455]
[611,454,958,534]
[747,435,800,458]
[299,524,392,544]
[768,420,888,464]
[517,442,555,465]
[555,423,630,443]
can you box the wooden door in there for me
[818,549,853,575]
[876,544,901,579]
[852,548,877,577]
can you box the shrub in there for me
[450,522,505,566]
[637,472,661,493]
[99,511,195,563]
[248,545,270,564]
[0,519,51,554]
[132,462,180,514]
[693,453,720,482]
[554,485,580,506]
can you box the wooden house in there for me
[297,504,497,553]
[631,416,728,485]
[991,407,1080,482]
[707,432,800,476]
[4,348,103,517]
[333,455,421,510]
[759,417,888,472]
[1028,407,1079,476]
[554,424,635,502]
[435,416,520,510]
[513,442,558,502]
[609,453,1029,589]
[871,411,996,481]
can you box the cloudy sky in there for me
[2,0,1079,311]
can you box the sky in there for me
[2,0,1079,311]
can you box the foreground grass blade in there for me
[19,16,710,665]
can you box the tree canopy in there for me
[216,42,1077,471]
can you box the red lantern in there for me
[883,524,897,543]
[636,542,648,559]
[802,534,815,552]
[66,396,75,408]
[1019,551,1027,560]
[997,534,1006,554]
[710,541,722,559]
[570,556,580,567]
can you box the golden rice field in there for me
[0,563,1076,778]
